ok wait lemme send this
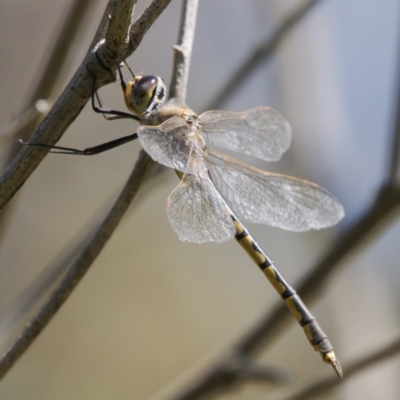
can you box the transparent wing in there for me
[206,149,344,232]
[137,116,203,172]
[199,107,291,162]
[167,156,235,244]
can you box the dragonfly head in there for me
[124,75,166,117]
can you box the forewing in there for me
[137,116,203,172]
[199,107,291,162]
[206,149,344,232]
[167,168,235,244]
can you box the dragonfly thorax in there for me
[124,75,166,117]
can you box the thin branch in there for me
[0,178,145,346]
[0,0,93,148]
[0,0,170,213]
[0,150,154,379]
[285,335,400,400]
[168,0,199,104]
[203,0,320,111]
[164,353,289,400]
[27,0,95,107]
[126,0,172,56]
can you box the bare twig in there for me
[0,150,154,379]
[164,353,289,400]
[285,335,400,400]
[168,0,198,104]
[0,0,170,213]
[204,0,320,111]
[126,0,172,56]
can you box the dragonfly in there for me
[22,60,345,377]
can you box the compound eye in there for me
[134,75,158,99]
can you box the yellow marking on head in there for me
[123,80,145,117]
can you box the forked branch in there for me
[0,0,170,213]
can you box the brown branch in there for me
[203,0,321,111]
[0,150,154,379]
[0,0,170,213]
[285,335,400,400]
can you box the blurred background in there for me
[0,0,399,399]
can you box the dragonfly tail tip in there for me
[332,359,343,379]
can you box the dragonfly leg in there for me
[230,211,343,378]
[123,59,136,79]
[19,132,138,155]
[86,64,140,122]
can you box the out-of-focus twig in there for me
[0,0,94,148]
[285,335,400,400]
[0,150,154,379]
[203,0,321,111]
[161,353,289,400]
